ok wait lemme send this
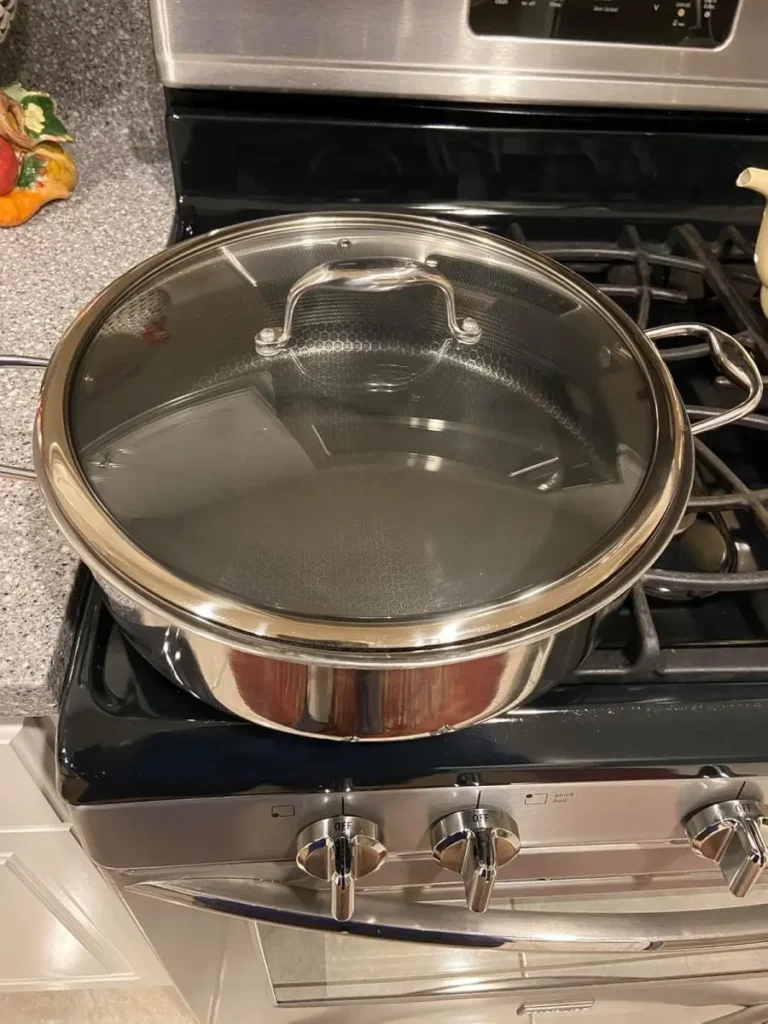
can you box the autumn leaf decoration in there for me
[0,83,76,227]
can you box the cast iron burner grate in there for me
[491,221,768,691]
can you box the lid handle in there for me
[255,257,482,354]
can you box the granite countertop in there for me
[0,126,174,715]
[0,0,175,715]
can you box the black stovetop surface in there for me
[57,572,768,805]
[56,225,768,804]
[57,94,768,805]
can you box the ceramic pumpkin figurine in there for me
[0,84,76,227]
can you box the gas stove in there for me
[56,64,768,1020]
[58,167,768,805]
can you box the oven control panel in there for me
[152,0,764,111]
[469,0,740,48]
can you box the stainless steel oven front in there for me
[149,0,766,112]
[73,771,768,1023]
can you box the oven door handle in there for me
[129,878,768,954]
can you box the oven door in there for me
[124,872,768,1023]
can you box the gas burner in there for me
[644,507,738,601]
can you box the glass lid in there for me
[56,214,677,650]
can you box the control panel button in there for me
[431,808,520,913]
[686,799,768,898]
[296,815,386,921]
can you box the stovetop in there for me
[56,95,768,805]
[56,566,768,806]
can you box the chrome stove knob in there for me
[431,808,520,914]
[686,799,768,898]
[296,815,386,922]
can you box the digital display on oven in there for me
[468,0,740,48]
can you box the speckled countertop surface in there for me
[0,0,174,714]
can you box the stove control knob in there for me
[431,808,520,914]
[686,799,768,898]
[296,815,386,922]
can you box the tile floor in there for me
[0,987,195,1023]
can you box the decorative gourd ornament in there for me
[0,83,76,226]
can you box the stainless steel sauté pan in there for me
[1,213,762,739]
